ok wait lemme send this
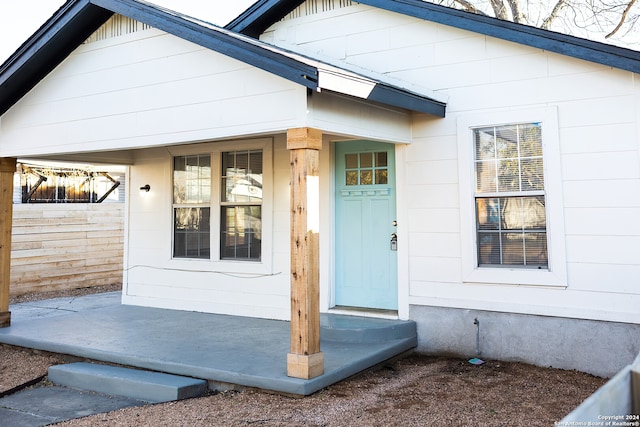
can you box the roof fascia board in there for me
[359,0,640,74]
[227,0,640,74]
[0,0,445,118]
[0,0,97,79]
[369,83,446,117]
[90,0,319,90]
[226,0,305,38]
[0,1,114,115]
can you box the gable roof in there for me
[0,0,445,118]
[227,0,640,75]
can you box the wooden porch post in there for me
[0,157,17,327]
[287,128,324,379]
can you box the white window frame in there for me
[172,153,212,260]
[457,107,567,287]
[168,138,274,275]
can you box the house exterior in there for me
[0,0,639,378]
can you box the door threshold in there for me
[329,306,399,320]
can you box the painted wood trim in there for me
[369,84,446,117]
[1,0,446,120]
[0,1,113,116]
[227,0,307,38]
[91,0,320,89]
[229,0,640,74]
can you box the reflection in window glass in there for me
[474,123,548,268]
[221,206,262,260]
[221,150,263,261]
[360,170,373,185]
[376,170,388,185]
[173,155,211,204]
[375,152,387,167]
[346,171,358,186]
[173,155,211,259]
[173,207,210,259]
[360,153,373,168]
[344,151,389,186]
[222,151,263,204]
[345,154,358,169]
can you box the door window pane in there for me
[375,152,388,167]
[346,171,358,186]
[360,170,373,185]
[360,152,373,168]
[376,170,388,185]
[344,151,389,186]
[345,154,358,169]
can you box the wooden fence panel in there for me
[10,204,124,296]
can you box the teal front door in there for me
[335,141,398,310]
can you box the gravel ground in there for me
[2,286,606,426]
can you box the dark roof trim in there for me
[92,0,319,89]
[227,0,640,74]
[226,0,306,39]
[0,0,444,117]
[0,0,113,116]
[369,83,444,116]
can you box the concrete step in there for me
[320,314,417,344]
[48,362,207,403]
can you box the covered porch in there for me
[0,292,416,396]
[0,0,444,393]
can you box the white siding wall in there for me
[0,26,307,158]
[121,132,339,319]
[264,3,640,324]
[123,138,293,319]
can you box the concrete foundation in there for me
[410,305,640,378]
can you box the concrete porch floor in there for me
[0,293,416,396]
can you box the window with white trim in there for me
[173,154,211,259]
[220,150,262,261]
[473,123,547,268]
[172,148,264,262]
[457,108,567,287]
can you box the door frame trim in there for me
[395,143,410,321]
[328,140,409,319]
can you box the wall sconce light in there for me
[139,184,151,193]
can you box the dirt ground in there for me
[2,286,607,426]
